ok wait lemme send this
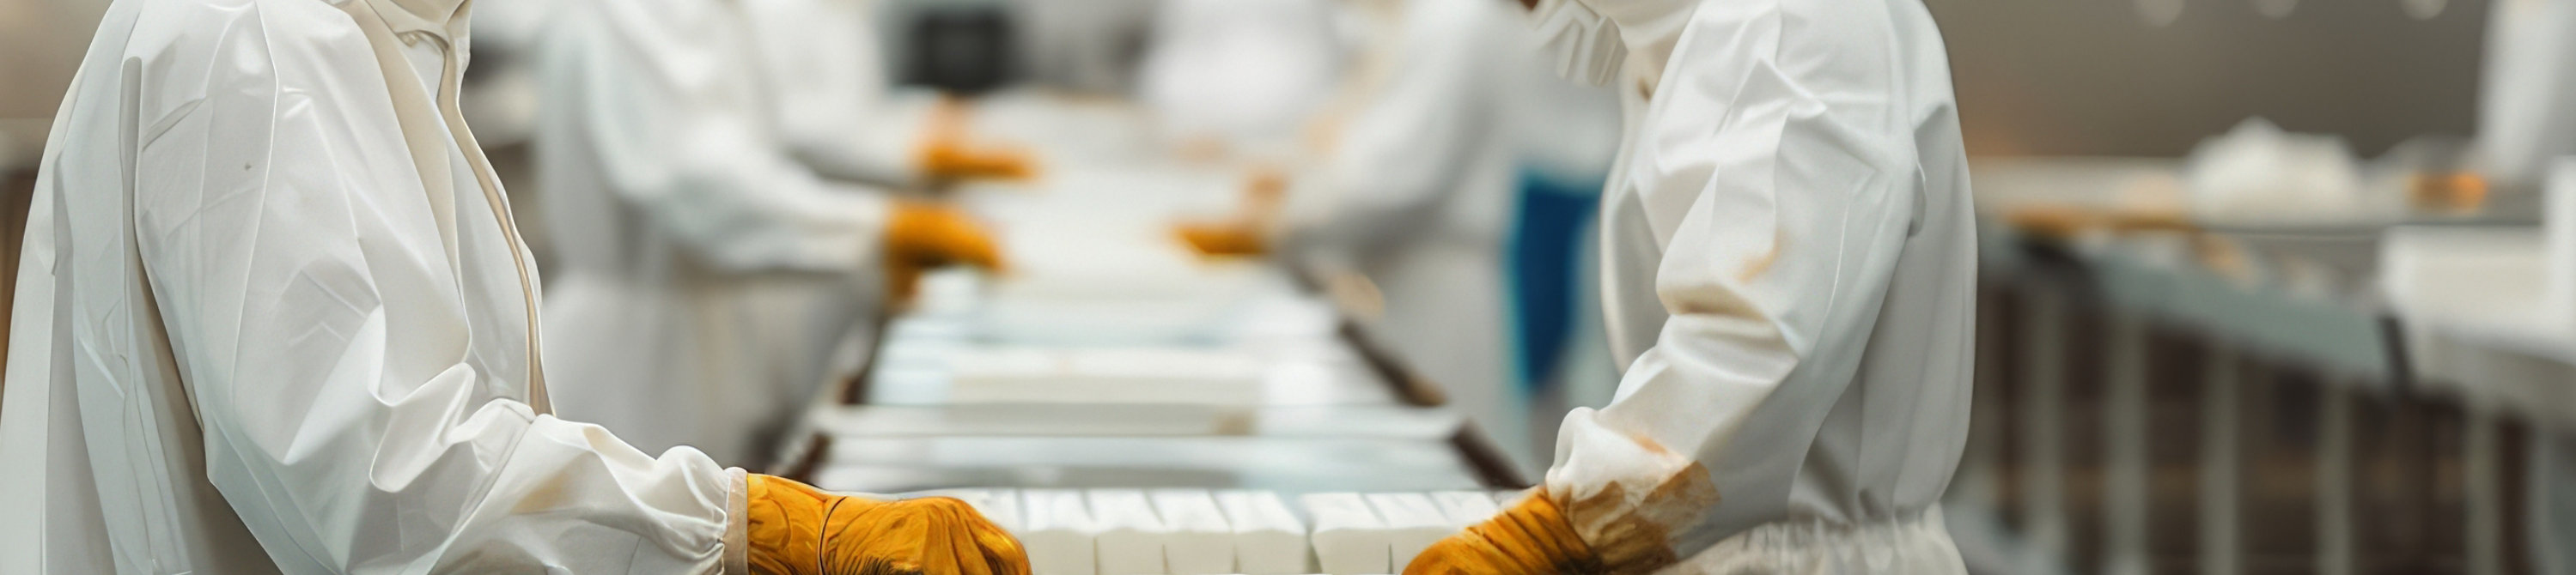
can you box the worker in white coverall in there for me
[1404,0,1976,572]
[2480,1,2576,571]
[538,0,1029,467]
[1178,0,1540,473]
[0,0,1026,572]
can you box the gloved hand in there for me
[1173,169,1288,257]
[1172,221,1267,257]
[883,201,1005,305]
[746,474,1030,575]
[916,101,1038,182]
[1401,492,1600,575]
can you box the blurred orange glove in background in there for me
[917,101,1039,182]
[883,201,1005,304]
[1174,168,1289,257]
[1173,221,1267,257]
[745,474,1030,575]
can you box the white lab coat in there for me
[0,0,747,572]
[1282,0,1531,471]
[1545,0,1975,571]
[537,0,902,467]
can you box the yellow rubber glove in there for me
[883,201,1006,305]
[746,474,1030,575]
[1402,493,1600,575]
[916,101,1038,182]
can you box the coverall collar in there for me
[353,0,472,48]
[1580,0,1697,83]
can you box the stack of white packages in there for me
[1023,490,1102,575]
[1149,490,1237,574]
[1300,493,1391,575]
[1215,490,1310,574]
[890,487,1523,575]
[1294,491,1518,574]
[1090,490,1173,574]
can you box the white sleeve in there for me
[1281,4,1497,254]
[131,27,742,572]
[739,0,929,186]
[556,0,890,275]
[1544,0,1927,554]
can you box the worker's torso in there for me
[4,0,540,571]
[1594,0,1976,529]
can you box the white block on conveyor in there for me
[1024,489,1102,575]
[947,348,1265,405]
[1089,489,1172,574]
[1428,491,1501,528]
[904,488,1025,533]
[1148,490,1236,575]
[1215,491,1310,575]
[1363,493,1452,569]
[1300,493,1391,575]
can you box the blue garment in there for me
[1508,167,1604,393]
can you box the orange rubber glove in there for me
[919,139,1038,182]
[1173,221,1267,257]
[917,101,1038,182]
[1173,169,1288,257]
[1402,493,1600,575]
[745,474,1031,575]
[884,201,1005,305]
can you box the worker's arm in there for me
[1538,0,1932,566]
[553,0,891,275]
[1278,0,1500,255]
[131,15,740,572]
[736,0,933,186]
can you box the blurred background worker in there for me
[537,0,1026,468]
[1136,0,1345,160]
[1177,0,1544,473]
[1410,0,1977,572]
[0,0,1024,571]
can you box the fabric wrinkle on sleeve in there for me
[126,14,739,572]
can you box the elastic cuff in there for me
[724,468,750,574]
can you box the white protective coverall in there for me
[0,0,749,572]
[1531,0,1976,571]
[538,0,911,465]
[1281,0,1532,471]
[2480,0,2576,189]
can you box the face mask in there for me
[1528,0,1625,86]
